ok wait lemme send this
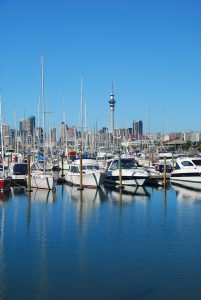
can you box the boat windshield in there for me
[181,161,194,166]
[192,159,201,166]
[82,165,100,171]
[110,159,137,170]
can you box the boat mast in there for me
[41,56,46,173]
[0,97,5,176]
[38,95,41,150]
[80,73,84,152]
[14,108,17,153]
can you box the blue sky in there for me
[0,0,201,134]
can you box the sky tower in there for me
[109,84,116,134]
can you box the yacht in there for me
[170,156,201,190]
[65,158,106,188]
[104,154,150,187]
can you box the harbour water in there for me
[1,184,201,299]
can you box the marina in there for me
[0,0,201,299]
[1,183,201,299]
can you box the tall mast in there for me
[38,95,41,149]
[80,73,84,152]
[0,97,5,175]
[14,108,17,153]
[41,56,46,173]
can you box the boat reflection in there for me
[31,188,57,202]
[66,185,107,205]
[11,186,26,196]
[0,206,5,299]
[104,186,150,204]
[172,184,201,201]
[0,190,11,204]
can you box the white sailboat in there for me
[30,56,57,190]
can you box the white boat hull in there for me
[104,177,146,186]
[30,173,57,190]
[65,170,105,188]
[170,176,201,190]
[105,168,149,187]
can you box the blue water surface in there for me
[0,184,201,300]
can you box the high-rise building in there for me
[19,115,35,136]
[60,121,68,147]
[50,128,57,148]
[1,124,10,148]
[67,126,77,141]
[133,120,143,139]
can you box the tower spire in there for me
[109,83,116,134]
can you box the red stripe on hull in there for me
[0,178,11,192]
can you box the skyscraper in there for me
[133,120,143,139]
[19,115,35,136]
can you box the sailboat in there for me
[30,57,57,190]
[0,98,11,192]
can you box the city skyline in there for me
[0,0,201,133]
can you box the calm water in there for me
[1,183,201,300]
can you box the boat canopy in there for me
[13,163,27,175]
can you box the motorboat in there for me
[104,154,150,187]
[64,158,106,188]
[170,156,201,190]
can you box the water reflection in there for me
[104,186,150,204]
[11,186,26,196]
[0,206,5,299]
[66,185,107,205]
[172,184,201,201]
[31,188,57,203]
[0,190,11,204]
[1,184,201,299]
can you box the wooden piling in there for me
[61,152,65,178]
[77,151,84,191]
[118,152,123,189]
[163,156,166,188]
[27,154,32,192]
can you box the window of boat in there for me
[86,165,100,170]
[175,162,180,170]
[71,166,79,173]
[181,161,194,166]
[192,160,201,166]
[110,160,118,170]
[121,159,136,169]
